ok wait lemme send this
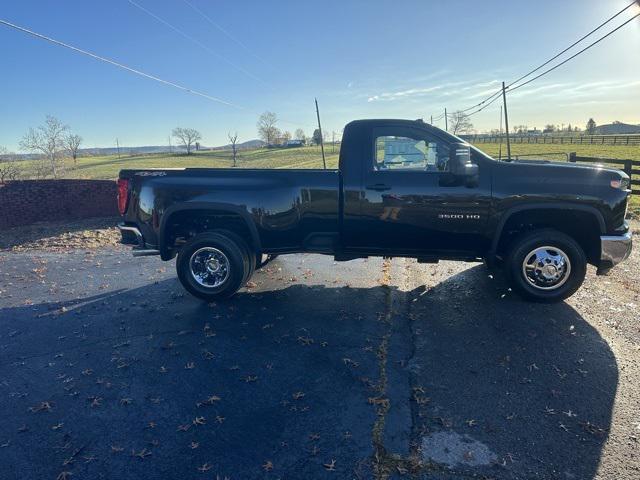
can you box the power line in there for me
[0,18,313,129]
[507,0,638,90]
[456,1,640,115]
[0,18,243,109]
[459,88,503,113]
[127,0,267,86]
[468,9,638,134]
[465,93,502,118]
[181,0,271,68]
[509,11,640,93]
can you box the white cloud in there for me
[365,78,504,104]
[509,83,570,98]
[367,85,445,102]
[558,99,625,107]
[508,79,640,101]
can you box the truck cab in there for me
[339,119,490,259]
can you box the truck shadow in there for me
[0,265,615,479]
[402,264,617,479]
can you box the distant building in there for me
[594,122,640,135]
[285,139,305,147]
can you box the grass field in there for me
[14,142,639,213]
[18,142,639,180]
[474,143,640,162]
[20,146,339,180]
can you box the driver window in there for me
[374,135,449,172]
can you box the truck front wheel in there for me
[506,229,586,302]
[176,232,248,301]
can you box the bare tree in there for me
[228,132,239,167]
[257,111,279,145]
[172,127,202,155]
[448,111,474,135]
[312,128,322,145]
[65,134,83,166]
[0,146,21,183]
[20,115,68,178]
[281,131,292,144]
[294,128,306,142]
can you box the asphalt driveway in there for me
[0,236,638,479]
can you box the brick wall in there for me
[0,180,118,229]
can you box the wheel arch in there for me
[159,202,261,260]
[490,203,605,265]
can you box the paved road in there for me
[0,246,638,479]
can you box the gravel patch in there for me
[0,217,122,252]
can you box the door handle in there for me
[365,183,392,191]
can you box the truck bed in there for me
[119,167,341,254]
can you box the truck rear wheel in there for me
[505,229,586,302]
[176,232,248,301]
[214,229,256,285]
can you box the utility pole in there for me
[444,108,448,132]
[498,104,503,161]
[430,115,433,125]
[315,98,326,169]
[116,138,121,159]
[168,136,173,154]
[501,82,511,161]
[332,131,335,154]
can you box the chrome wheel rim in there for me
[522,246,571,290]
[189,247,230,288]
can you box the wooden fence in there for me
[569,153,640,195]
[466,134,640,146]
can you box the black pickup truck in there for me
[117,119,632,302]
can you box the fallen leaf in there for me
[323,459,336,471]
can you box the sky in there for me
[1,0,639,151]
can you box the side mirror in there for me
[449,143,479,187]
[462,162,479,187]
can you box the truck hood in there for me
[511,159,627,177]
[492,158,629,199]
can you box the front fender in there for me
[488,202,606,256]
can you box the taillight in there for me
[117,178,129,215]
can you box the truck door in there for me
[347,125,491,255]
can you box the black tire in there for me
[176,232,248,301]
[215,229,256,285]
[505,229,586,302]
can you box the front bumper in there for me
[598,229,632,275]
[117,223,160,257]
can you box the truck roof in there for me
[345,118,465,143]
